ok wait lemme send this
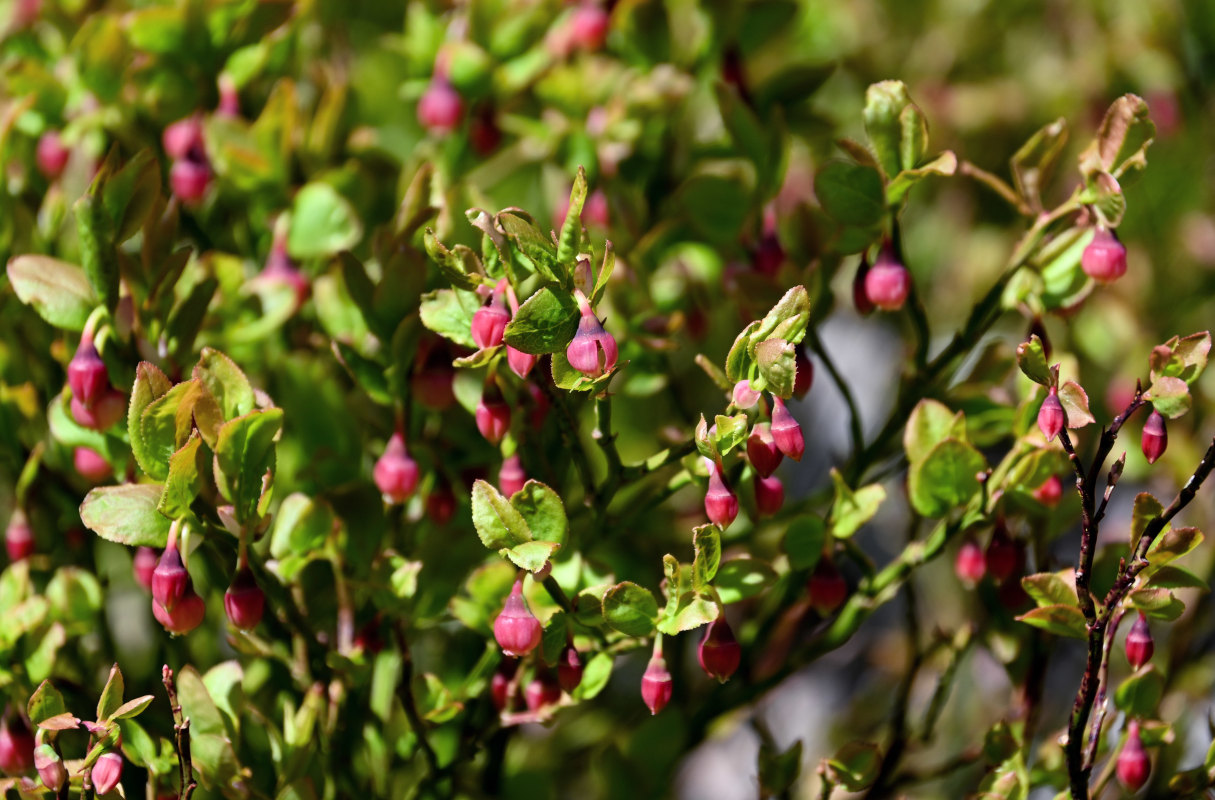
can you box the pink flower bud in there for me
[413,367,455,411]
[1082,227,1127,283]
[526,382,550,429]
[476,393,511,445]
[217,74,240,118]
[640,654,673,715]
[417,81,463,134]
[746,422,783,478]
[853,258,875,315]
[807,557,847,614]
[1125,611,1154,670]
[152,542,189,612]
[984,523,1019,585]
[525,672,562,711]
[1141,410,1167,465]
[494,579,542,657]
[426,484,457,526]
[68,337,110,407]
[260,241,310,309]
[91,751,123,795]
[133,547,158,590]
[5,512,33,562]
[1037,387,1065,442]
[752,231,784,277]
[470,106,502,156]
[491,660,518,711]
[71,389,126,431]
[569,3,610,51]
[224,567,265,630]
[170,157,211,205]
[954,538,986,587]
[557,645,584,693]
[566,305,618,378]
[471,299,510,350]
[732,380,760,409]
[704,464,738,529]
[770,397,804,461]
[36,131,70,180]
[0,716,34,774]
[152,588,205,635]
[353,619,384,654]
[583,190,610,229]
[34,743,66,791]
[697,614,741,683]
[792,344,813,398]
[506,346,538,378]
[163,116,204,160]
[75,446,112,483]
[864,243,911,311]
[1116,720,1151,792]
[498,455,527,497]
[1032,474,1063,507]
[374,432,420,504]
[754,475,784,517]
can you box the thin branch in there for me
[538,380,597,505]
[1084,609,1125,771]
[803,325,864,459]
[392,627,440,777]
[162,665,197,800]
[959,160,1030,214]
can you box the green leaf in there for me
[502,287,579,355]
[907,438,986,518]
[752,285,811,347]
[1016,336,1050,386]
[1020,572,1077,608]
[712,413,748,456]
[885,150,957,206]
[5,256,99,331]
[214,409,284,525]
[128,363,173,471]
[656,592,719,635]
[1147,375,1191,419]
[1058,380,1095,428]
[1011,118,1068,210]
[1146,526,1202,568]
[1131,493,1164,549]
[714,559,776,604]
[758,738,803,798]
[287,182,363,259]
[97,663,124,721]
[74,194,119,311]
[541,611,568,665]
[1141,565,1207,591]
[1114,665,1163,717]
[27,681,68,727]
[1015,604,1086,638]
[193,348,256,421]
[498,212,563,285]
[419,288,479,349]
[573,651,613,700]
[110,695,155,721]
[175,665,239,789]
[332,341,392,406]
[904,400,965,465]
[602,582,659,637]
[592,242,615,305]
[100,149,161,244]
[827,741,881,792]
[509,481,567,545]
[503,540,560,573]
[158,434,203,519]
[80,484,171,547]
[1127,587,1185,620]
[470,480,532,551]
[270,493,335,559]
[137,380,200,481]
[1079,94,1155,180]
[692,526,721,591]
[784,516,826,570]
[1149,332,1210,386]
[557,166,587,268]
[814,160,885,227]
[829,468,886,539]
[754,338,796,398]
[424,229,483,292]
[862,80,913,180]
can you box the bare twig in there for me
[161,665,197,800]
[392,627,440,777]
